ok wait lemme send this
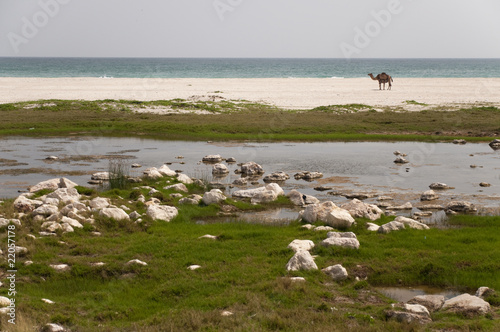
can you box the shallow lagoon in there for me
[0,137,499,213]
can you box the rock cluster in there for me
[388,288,493,324]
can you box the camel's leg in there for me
[379,82,381,90]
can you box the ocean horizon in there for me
[1,57,499,79]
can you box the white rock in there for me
[475,287,494,299]
[404,303,430,317]
[386,202,413,210]
[394,216,430,230]
[232,178,248,186]
[126,259,147,266]
[221,310,233,317]
[202,189,227,205]
[301,224,316,230]
[164,183,188,192]
[263,171,290,182]
[420,190,439,201]
[90,262,106,267]
[202,154,223,163]
[146,205,179,222]
[290,277,306,282]
[158,164,177,177]
[143,167,163,179]
[287,189,319,206]
[313,226,334,232]
[43,197,60,206]
[179,196,201,205]
[188,265,201,270]
[321,237,360,250]
[408,295,445,312]
[325,208,355,228]
[264,183,285,196]
[366,223,380,231]
[212,163,229,175]
[29,177,78,193]
[61,223,75,233]
[285,250,318,271]
[91,172,110,181]
[240,161,264,175]
[442,294,490,315]
[43,323,66,332]
[33,204,59,217]
[294,171,323,181]
[340,199,384,221]
[47,188,80,204]
[429,182,454,190]
[90,197,110,210]
[15,246,28,255]
[445,201,477,213]
[250,190,278,204]
[394,156,409,164]
[61,216,83,229]
[41,222,62,233]
[42,298,55,304]
[0,296,11,307]
[13,195,43,212]
[50,264,70,272]
[99,207,130,221]
[301,201,355,228]
[129,211,141,220]
[287,239,315,253]
[198,234,218,240]
[322,264,348,281]
[378,220,406,234]
[177,173,193,184]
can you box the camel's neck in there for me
[368,74,377,80]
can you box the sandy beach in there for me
[1,77,500,110]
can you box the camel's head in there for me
[367,73,372,76]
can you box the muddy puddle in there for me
[376,286,464,303]
[0,137,499,215]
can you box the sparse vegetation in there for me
[0,99,499,330]
[0,173,498,331]
[0,99,498,141]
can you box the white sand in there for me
[1,77,500,110]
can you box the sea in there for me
[0,57,499,78]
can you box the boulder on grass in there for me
[322,264,348,281]
[408,295,445,312]
[146,205,179,222]
[99,207,130,221]
[202,189,226,205]
[285,250,318,271]
[442,294,490,316]
[287,239,315,253]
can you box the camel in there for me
[368,73,393,90]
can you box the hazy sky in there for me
[1,0,499,58]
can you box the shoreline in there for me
[1,77,500,109]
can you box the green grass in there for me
[0,99,499,141]
[0,178,499,331]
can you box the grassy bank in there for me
[0,100,499,141]
[0,176,499,331]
